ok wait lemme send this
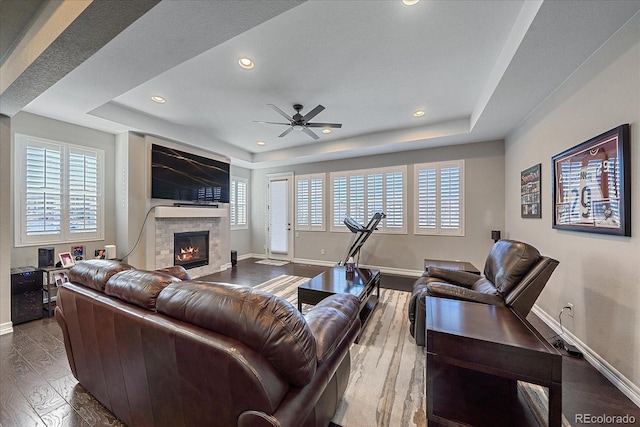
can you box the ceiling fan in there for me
[256,104,342,140]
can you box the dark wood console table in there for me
[424,258,480,275]
[298,266,379,342]
[426,297,562,427]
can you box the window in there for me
[295,173,325,231]
[414,160,465,236]
[330,166,406,233]
[14,134,104,246]
[230,176,248,229]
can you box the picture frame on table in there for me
[71,245,84,261]
[59,252,75,268]
[55,271,69,286]
[521,163,541,218]
[551,124,630,236]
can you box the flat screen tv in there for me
[151,144,230,204]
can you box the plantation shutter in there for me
[230,177,247,228]
[440,165,461,230]
[415,160,464,235]
[331,166,406,233]
[350,175,365,225]
[296,174,324,231]
[333,176,347,227]
[296,179,309,227]
[230,179,237,225]
[25,144,62,236]
[309,176,323,228]
[68,149,99,234]
[385,171,404,229]
[417,167,437,230]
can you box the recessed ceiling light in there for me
[151,96,166,104]
[413,109,425,117]
[257,141,266,146]
[238,57,254,69]
[322,128,332,134]
[402,0,419,5]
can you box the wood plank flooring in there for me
[1,258,637,426]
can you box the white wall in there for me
[250,140,505,273]
[505,13,640,387]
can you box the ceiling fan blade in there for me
[268,104,293,121]
[302,127,320,140]
[278,127,294,138]
[254,120,290,125]
[302,104,325,122]
[306,122,342,128]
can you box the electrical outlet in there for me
[567,302,574,317]
[321,249,325,255]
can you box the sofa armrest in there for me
[427,282,506,306]
[426,267,479,288]
[304,293,361,363]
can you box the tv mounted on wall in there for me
[151,144,230,204]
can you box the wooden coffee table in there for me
[425,296,562,426]
[298,266,380,342]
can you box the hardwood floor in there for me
[1,258,637,426]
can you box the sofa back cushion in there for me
[157,281,317,387]
[105,270,182,311]
[484,240,541,295]
[68,259,134,292]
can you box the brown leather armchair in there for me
[408,240,559,346]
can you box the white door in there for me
[267,173,294,261]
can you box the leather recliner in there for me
[408,240,559,346]
[55,260,361,427]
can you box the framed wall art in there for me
[551,124,630,236]
[521,164,541,218]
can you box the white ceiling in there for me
[6,0,640,168]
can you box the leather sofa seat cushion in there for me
[105,270,182,311]
[304,293,360,363]
[68,259,134,292]
[157,281,317,387]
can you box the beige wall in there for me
[230,165,252,257]
[0,116,12,331]
[250,140,505,273]
[505,13,639,386]
[9,112,118,269]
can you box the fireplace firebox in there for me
[174,231,209,270]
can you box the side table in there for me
[41,267,69,317]
[423,258,480,275]
[426,296,562,426]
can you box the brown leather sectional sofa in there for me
[55,260,361,427]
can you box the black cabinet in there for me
[11,267,43,324]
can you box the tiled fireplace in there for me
[155,214,224,277]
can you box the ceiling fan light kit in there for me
[256,103,342,140]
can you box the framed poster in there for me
[551,124,630,236]
[521,164,541,218]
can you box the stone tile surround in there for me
[155,217,222,277]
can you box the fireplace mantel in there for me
[155,206,227,218]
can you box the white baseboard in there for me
[0,321,13,335]
[531,304,640,407]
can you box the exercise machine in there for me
[338,212,386,266]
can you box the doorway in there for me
[267,173,294,262]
